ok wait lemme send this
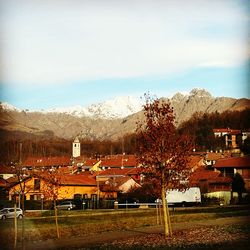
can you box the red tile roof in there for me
[49,174,97,186]
[22,156,71,167]
[213,156,250,168]
[206,152,222,161]
[209,176,232,184]
[56,166,77,174]
[97,167,141,177]
[100,176,137,192]
[0,166,16,174]
[83,159,99,166]
[190,170,221,181]
[213,128,241,134]
[79,155,138,168]
[189,170,231,185]
[188,155,204,168]
[100,155,137,167]
[0,178,8,187]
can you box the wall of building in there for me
[204,191,231,205]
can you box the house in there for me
[213,155,250,192]
[100,176,141,194]
[98,154,138,170]
[96,167,142,183]
[22,156,72,171]
[213,128,242,149]
[0,166,16,180]
[204,152,223,166]
[75,154,138,173]
[84,154,138,170]
[189,169,231,193]
[188,155,205,172]
[8,173,118,203]
[189,169,232,205]
[84,159,102,172]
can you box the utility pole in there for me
[97,166,100,209]
[19,142,22,165]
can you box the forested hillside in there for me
[0,109,249,164]
[178,109,250,151]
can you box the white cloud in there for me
[1,0,248,86]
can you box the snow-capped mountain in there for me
[87,96,144,119]
[1,96,144,119]
[1,88,249,140]
[44,105,91,118]
[0,102,21,112]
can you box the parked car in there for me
[0,208,23,220]
[56,201,76,210]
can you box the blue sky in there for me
[0,0,249,110]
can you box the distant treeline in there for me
[0,109,249,164]
[0,130,136,164]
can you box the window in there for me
[34,179,40,191]
[91,194,97,201]
[74,194,82,200]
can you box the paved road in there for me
[16,215,249,250]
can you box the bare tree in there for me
[136,95,193,238]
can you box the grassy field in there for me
[0,205,249,248]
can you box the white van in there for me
[166,187,201,206]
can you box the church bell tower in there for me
[72,137,81,158]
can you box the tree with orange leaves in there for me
[136,95,193,238]
[39,170,61,238]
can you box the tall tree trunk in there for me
[21,193,25,250]
[14,203,17,249]
[54,199,60,238]
[161,171,172,238]
[166,196,172,237]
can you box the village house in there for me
[213,155,250,192]
[8,172,118,209]
[96,167,142,183]
[204,152,223,166]
[74,154,138,173]
[0,166,16,180]
[100,176,141,194]
[22,156,72,171]
[213,128,243,149]
[188,155,206,172]
[189,168,232,205]
[99,154,138,169]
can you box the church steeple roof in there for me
[74,137,80,143]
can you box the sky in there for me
[0,0,249,110]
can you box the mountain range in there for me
[1,88,250,141]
